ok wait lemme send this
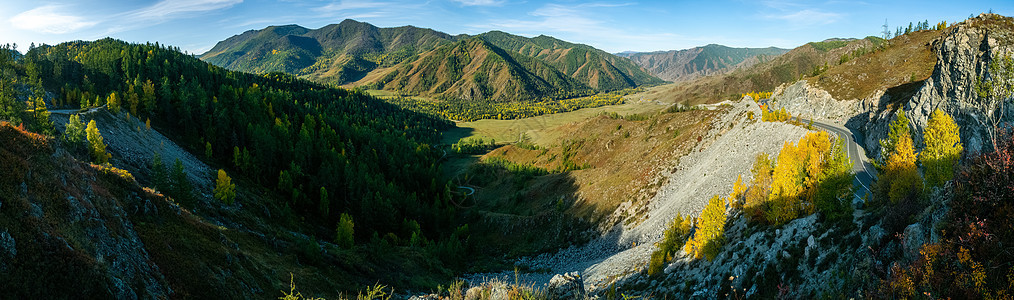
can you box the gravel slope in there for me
[485,99,813,290]
[50,108,214,195]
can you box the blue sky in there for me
[0,0,1010,55]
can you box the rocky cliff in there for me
[770,14,1014,159]
[856,14,1014,157]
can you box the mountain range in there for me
[201,19,664,102]
[616,44,789,82]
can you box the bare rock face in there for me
[858,14,1014,157]
[771,80,861,124]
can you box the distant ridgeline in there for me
[617,44,790,82]
[24,38,464,260]
[200,20,664,120]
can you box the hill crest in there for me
[200,19,662,101]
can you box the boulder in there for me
[546,272,585,299]
[805,235,817,258]
[0,231,15,258]
[902,223,927,260]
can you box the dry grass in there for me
[808,30,941,100]
[442,101,665,146]
[476,109,717,224]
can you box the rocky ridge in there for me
[768,14,1014,159]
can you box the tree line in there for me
[6,39,468,263]
[381,89,637,122]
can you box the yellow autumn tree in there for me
[685,195,728,260]
[107,92,120,114]
[764,131,844,224]
[920,109,962,188]
[85,120,110,164]
[730,174,747,209]
[801,132,832,195]
[648,213,693,275]
[770,141,803,200]
[768,140,803,224]
[744,153,774,221]
[214,169,236,205]
[886,132,923,203]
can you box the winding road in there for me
[49,105,106,116]
[796,117,877,197]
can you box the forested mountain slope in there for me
[365,38,592,102]
[200,20,661,102]
[1,38,475,297]
[477,31,664,90]
[618,44,789,82]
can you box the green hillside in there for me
[477,31,665,90]
[372,38,592,102]
[199,20,662,107]
[5,38,474,296]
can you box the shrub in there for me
[700,235,725,261]
[279,273,392,300]
[295,236,322,265]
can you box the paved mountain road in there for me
[796,117,877,197]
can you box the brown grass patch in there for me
[809,30,941,100]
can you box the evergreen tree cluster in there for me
[21,38,459,252]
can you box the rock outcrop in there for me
[546,272,585,299]
[769,14,1014,159]
[856,14,1014,157]
[770,80,862,124]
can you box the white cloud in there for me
[128,0,243,21]
[758,0,844,27]
[451,0,505,6]
[10,5,98,34]
[766,9,843,26]
[316,0,390,12]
